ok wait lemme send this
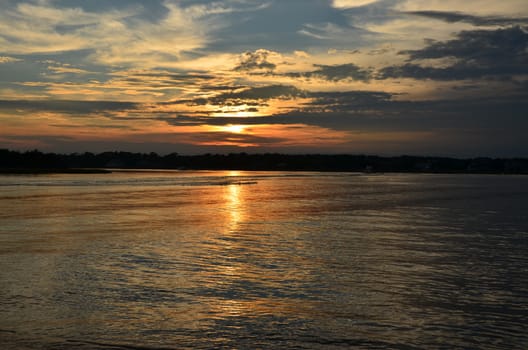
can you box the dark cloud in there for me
[195,131,287,146]
[234,50,277,72]
[287,63,372,81]
[2,134,76,142]
[169,85,306,108]
[49,123,131,129]
[163,114,282,127]
[128,72,214,81]
[378,63,470,80]
[305,90,392,111]
[0,136,258,155]
[114,71,215,89]
[311,63,372,81]
[0,100,138,114]
[402,26,528,61]
[214,85,306,100]
[405,11,528,26]
[163,111,373,130]
[162,90,395,128]
[199,84,248,92]
[379,26,528,80]
[161,92,528,141]
[139,128,288,147]
[173,98,209,107]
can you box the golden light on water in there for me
[226,171,244,232]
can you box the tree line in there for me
[1,149,528,174]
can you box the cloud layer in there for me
[1,0,527,156]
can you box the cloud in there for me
[0,0,211,66]
[161,90,395,127]
[201,0,367,52]
[214,85,306,100]
[396,0,528,17]
[296,21,373,46]
[234,49,278,72]
[156,89,528,157]
[0,99,138,114]
[170,85,307,108]
[331,0,380,9]
[378,26,528,80]
[47,65,93,75]
[0,56,22,63]
[402,26,528,61]
[288,63,372,81]
[305,90,392,111]
[1,0,527,156]
[189,130,287,147]
[111,70,215,84]
[8,66,223,102]
[404,11,528,26]
[294,50,310,58]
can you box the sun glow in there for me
[211,109,262,118]
[223,124,247,134]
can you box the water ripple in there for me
[1,172,527,349]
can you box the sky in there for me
[1,0,527,156]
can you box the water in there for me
[0,171,527,349]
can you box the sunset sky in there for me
[1,0,527,156]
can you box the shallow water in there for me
[0,171,527,349]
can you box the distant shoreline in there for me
[0,168,112,174]
[1,149,528,175]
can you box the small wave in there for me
[209,181,258,186]
[66,339,177,350]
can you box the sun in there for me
[223,124,246,134]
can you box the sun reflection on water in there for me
[225,171,245,233]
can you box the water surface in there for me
[1,171,527,349]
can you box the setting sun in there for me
[223,124,247,134]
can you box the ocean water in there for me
[0,171,527,349]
